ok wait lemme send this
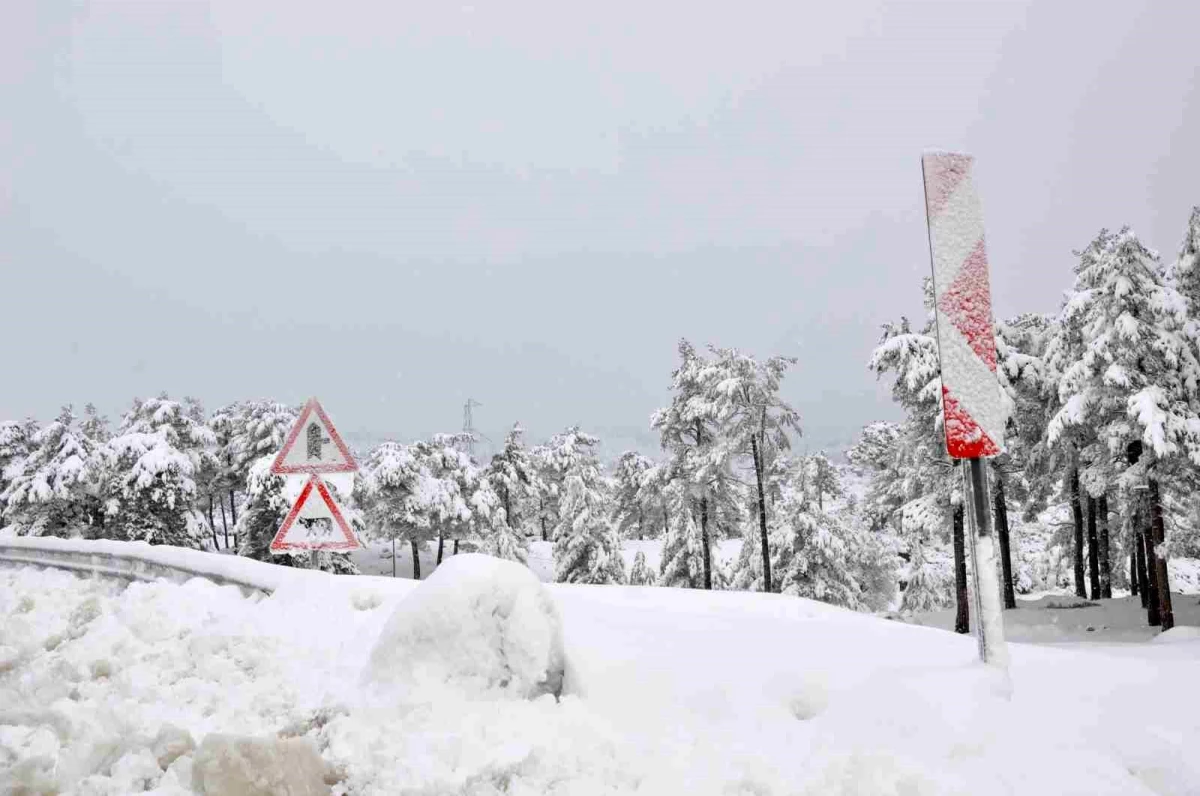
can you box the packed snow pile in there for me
[2,561,1200,795]
[364,554,566,700]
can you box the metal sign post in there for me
[922,152,1009,667]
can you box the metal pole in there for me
[962,456,1008,667]
[310,549,319,571]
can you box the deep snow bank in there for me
[3,558,1200,795]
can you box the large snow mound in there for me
[364,554,566,700]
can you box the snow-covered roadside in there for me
[3,560,1200,795]
[905,590,1200,644]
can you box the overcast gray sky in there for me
[3,1,1198,455]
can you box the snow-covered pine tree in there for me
[899,528,953,613]
[991,314,1056,605]
[210,399,299,548]
[1168,206,1200,319]
[472,476,529,564]
[770,487,892,610]
[79,404,111,445]
[236,455,291,563]
[658,479,708,589]
[474,424,537,564]
[1049,228,1200,629]
[0,418,38,528]
[529,441,560,542]
[208,401,245,544]
[610,451,656,540]
[546,426,625,585]
[846,421,903,532]
[484,423,540,539]
[100,394,216,548]
[652,339,746,590]
[805,451,842,511]
[1,407,102,537]
[708,345,802,593]
[424,433,479,563]
[869,289,969,622]
[628,549,656,585]
[358,436,476,579]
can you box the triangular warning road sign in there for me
[271,398,358,475]
[270,475,361,553]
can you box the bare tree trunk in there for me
[229,489,239,548]
[502,485,514,531]
[392,537,396,578]
[1098,493,1112,598]
[540,498,548,541]
[992,470,1016,609]
[1148,479,1174,631]
[953,502,969,634]
[1086,496,1100,599]
[1069,463,1087,598]
[209,494,219,550]
[1129,541,1139,598]
[1142,501,1161,626]
[750,435,772,593]
[411,539,421,580]
[436,533,445,565]
[218,498,229,550]
[693,418,713,591]
[1135,523,1149,606]
[453,539,459,555]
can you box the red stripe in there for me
[941,385,1000,459]
[936,238,997,372]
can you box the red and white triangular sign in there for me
[270,475,361,553]
[271,398,358,475]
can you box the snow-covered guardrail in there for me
[0,537,293,595]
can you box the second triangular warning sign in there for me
[271,398,357,475]
[270,475,360,553]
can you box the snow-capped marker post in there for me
[270,398,361,566]
[921,152,1009,669]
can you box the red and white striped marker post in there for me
[921,152,1008,668]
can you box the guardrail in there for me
[0,537,285,595]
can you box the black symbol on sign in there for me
[298,517,334,538]
[306,423,331,460]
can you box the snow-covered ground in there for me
[907,592,1200,643]
[3,556,1199,795]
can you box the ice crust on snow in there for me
[365,553,566,700]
